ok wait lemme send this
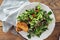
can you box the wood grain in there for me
[0,22,60,40]
[0,0,60,40]
[0,0,3,5]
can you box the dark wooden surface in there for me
[0,0,60,40]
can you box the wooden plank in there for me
[0,0,3,5]
[0,22,60,40]
[0,21,2,27]
[0,0,60,40]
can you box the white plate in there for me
[6,2,55,40]
[17,2,55,40]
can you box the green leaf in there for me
[27,34,31,38]
[37,12,43,20]
[24,11,28,14]
[41,26,48,31]
[48,11,52,15]
[36,5,41,10]
[43,11,47,14]
[29,9,35,14]
[29,15,33,19]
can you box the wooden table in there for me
[0,0,60,40]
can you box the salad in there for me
[16,4,52,38]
